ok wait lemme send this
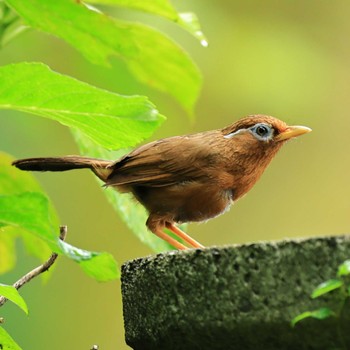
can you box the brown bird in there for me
[13,115,311,250]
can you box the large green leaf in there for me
[0,191,119,281]
[6,0,202,113]
[0,152,48,195]
[86,0,208,46]
[0,227,16,274]
[0,1,28,47]
[0,151,53,272]
[0,283,28,314]
[0,152,118,281]
[87,0,177,18]
[0,192,64,250]
[0,62,164,149]
[0,326,22,350]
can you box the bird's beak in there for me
[276,125,312,141]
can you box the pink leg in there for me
[166,223,205,249]
[153,228,188,250]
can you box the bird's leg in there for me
[153,228,188,250]
[147,216,192,250]
[166,223,205,249]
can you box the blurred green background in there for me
[1,1,350,348]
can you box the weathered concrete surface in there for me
[121,235,350,350]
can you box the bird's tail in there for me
[12,156,113,181]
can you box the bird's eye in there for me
[256,125,269,137]
[250,123,273,141]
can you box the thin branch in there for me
[0,225,67,307]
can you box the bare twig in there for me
[0,225,67,307]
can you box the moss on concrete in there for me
[121,235,350,349]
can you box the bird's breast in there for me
[131,182,233,224]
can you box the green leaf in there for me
[0,191,118,281]
[72,130,174,252]
[87,0,177,18]
[125,25,201,115]
[0,151,49,195]
[0,62,164,150]
[0,326,22,350]
[78,252,120,280]
[86,0,208,46]
[0,192,59,250]
[337,260,350,277]
[177,12,208,47]
[0,226,17,274]
[0,1,28,48]
[0,151,57,270]
[291,307,334,327]
[0,283,28,314]
[0,152,118,281]
[6,0,202,113]
[311,279,344,299]
[20,229,52,266]
[0,225,54,281]
[57,241,119,282]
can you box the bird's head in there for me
[222,115,311,147]
[220,115,311,195]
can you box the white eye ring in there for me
[250,123,274,141]
[223,123,274,141]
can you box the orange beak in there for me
[276,125,312,141]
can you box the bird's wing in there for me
[106,132,220,187]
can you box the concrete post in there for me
[122,235,350,349]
